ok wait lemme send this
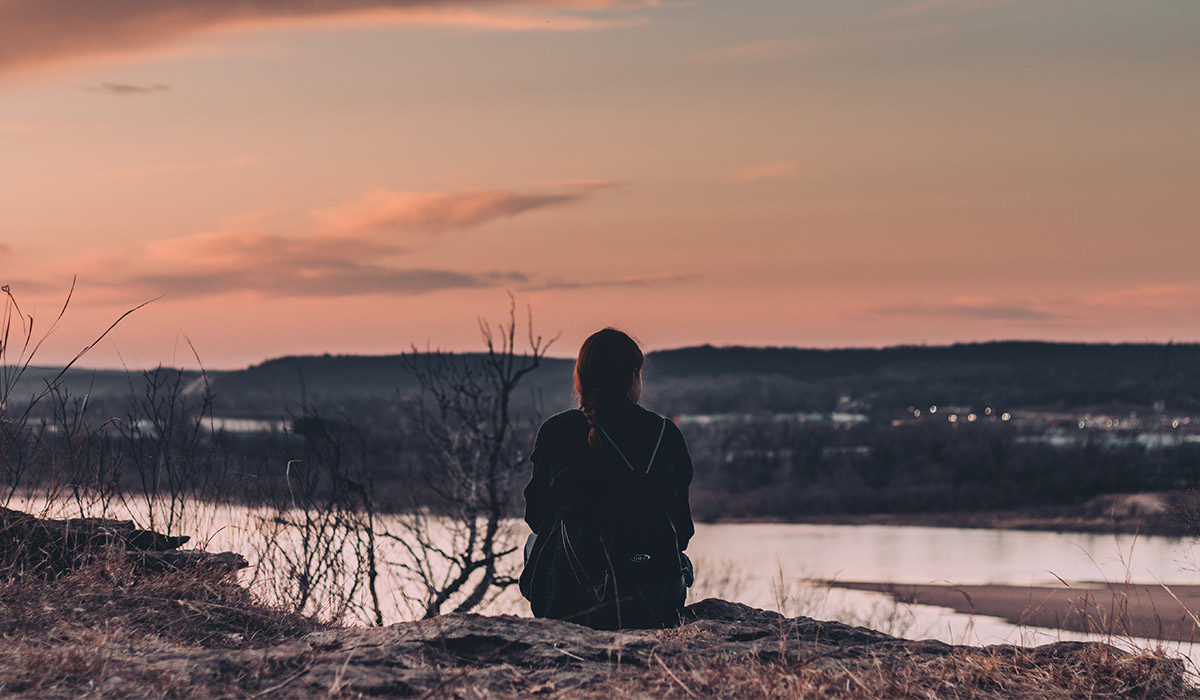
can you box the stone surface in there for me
[78,597,1162,698]
[0,506,246,574]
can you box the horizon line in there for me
[20,337,1200,373]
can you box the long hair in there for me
[574,328,644,448]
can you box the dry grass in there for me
[0,551,322,698]
[571,639,1194,699]
[0,552,1193,698]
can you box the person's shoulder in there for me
[538,409,587,434]
[531,410,586,459]
[633,405,685,440]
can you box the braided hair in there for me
[573,328,644,448]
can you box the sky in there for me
[1,0,1197,368]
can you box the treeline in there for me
[16,341,1199,419]
[11,341,1200,525]
[683,419,1200,521]
[9,371,490,518]
[203,341,1200,416]
[645,341,1200,415]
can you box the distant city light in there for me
[1172,419,1181,429]
[967,413,977,422]
[913,409,922,418]
[929,405,938,414]
[984,407,993,416]
[948,414,958,423]
[1001,412,1012,421]
[1078,421,1086,429]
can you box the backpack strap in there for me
[598,417,667,475]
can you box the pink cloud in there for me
[869,286,1200,330]
[872,298,1059,322]
[145,227,393,269]
[83,81,170,96]
[1082,285,1200,311]
[0,1,656,75]
[94,221,523,299]
[313,185,607,235]
[31,182,611,300]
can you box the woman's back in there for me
[519,329,695,629]
[523,400,692,544]
[520,400,694,628]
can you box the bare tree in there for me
[115,365,225,534]
[247,406,385,625]
[389,297,554,618]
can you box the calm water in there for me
[20,498,1200,664]
[688,522,1200,594]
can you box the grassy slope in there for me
[0,558,1192,699]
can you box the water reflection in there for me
[14,498,1200,667]
[688,523,1199,592]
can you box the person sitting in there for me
[519,328,695,629]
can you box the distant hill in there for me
[3,366,187,406]
[15,342,1200,416]
[213,353,578,411]
[206,342,1200,416]
[643,342,1200,414]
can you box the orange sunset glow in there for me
[2,0,1197,368]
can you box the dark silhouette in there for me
[520,329,695,629]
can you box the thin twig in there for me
[654,652,698,698]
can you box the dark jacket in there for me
[520,399,695,627]
[523,401,695,550]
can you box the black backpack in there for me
[521,417,685,628]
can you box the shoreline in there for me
[708,513,1189,537]
[826,580,1200,644]
[710,491,1194,537]
[783,512,1189,537]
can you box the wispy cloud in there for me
[84,81,170,96]
[732,160,797,183]
[873,299,1060,322]
[36,182,611,300]
[0,279,59,295]
[871,286,1200,327]
[112,264,526,299]
[313,183,611,236]
[0,1,659,75]
[80,220,520,300]
[691,19,989,67]
[1082,285,1200,311]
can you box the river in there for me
[19,498,1200,666]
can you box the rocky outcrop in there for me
[76,598,1190,698]
[279,599,959,695]
[0,506,247,575]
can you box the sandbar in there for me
[826,580,1200,643]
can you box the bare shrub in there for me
[387,298,554,618]
[246,407,384,625]
[114,364,230,534]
